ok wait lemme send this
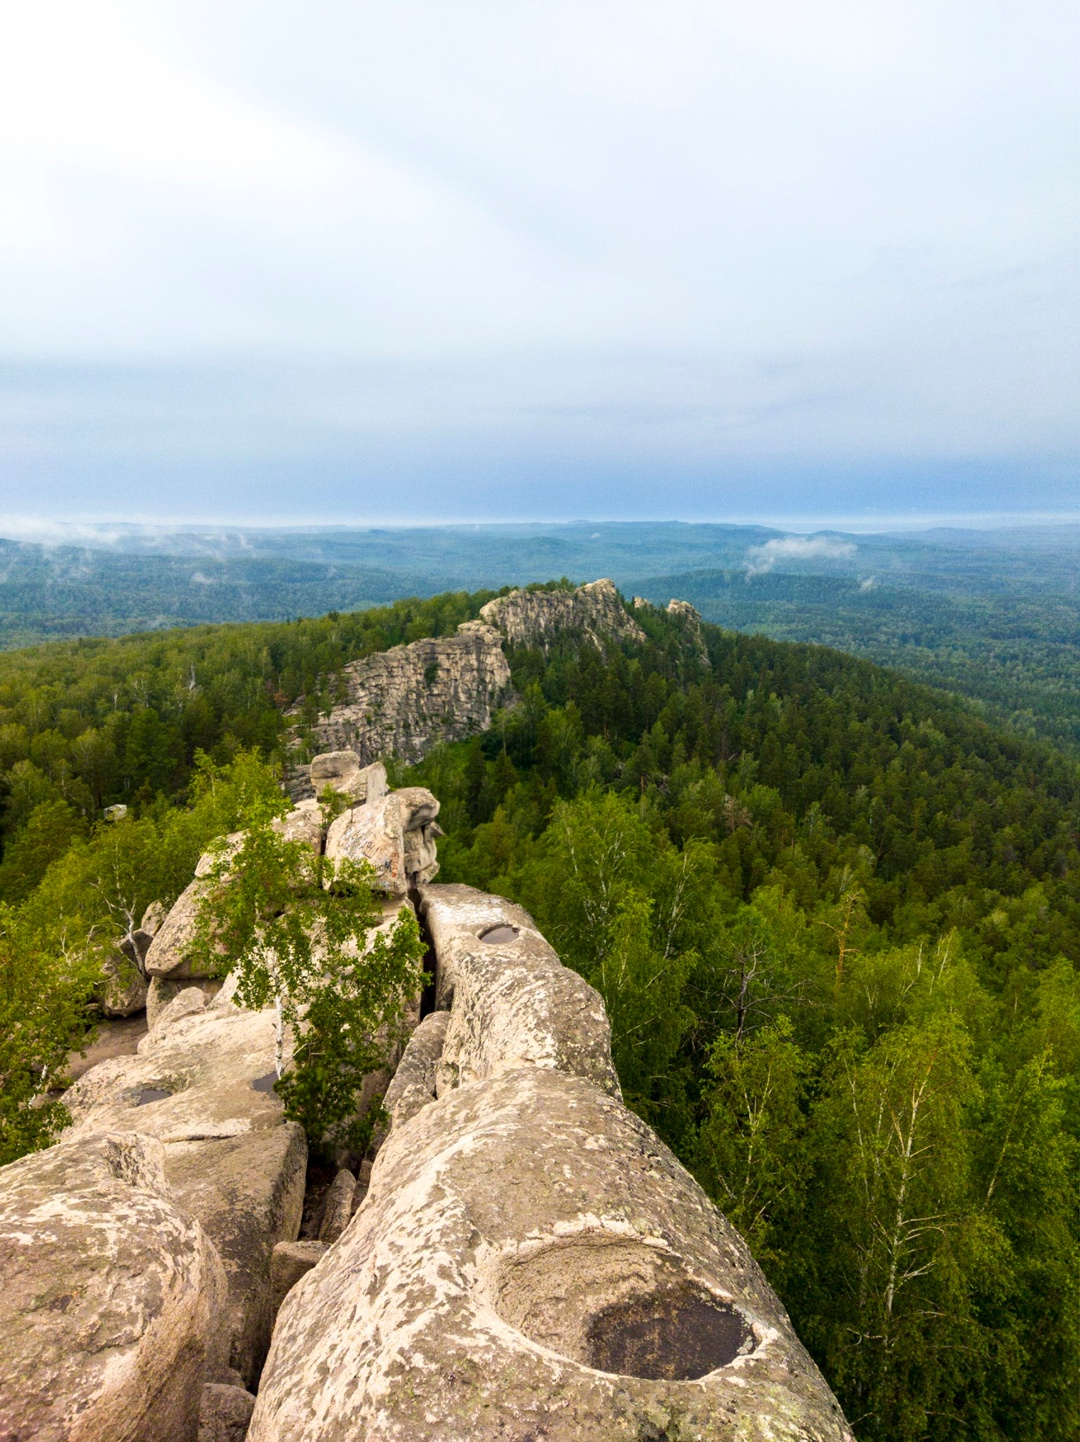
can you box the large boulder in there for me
[251,1066,852,1441]
[63,985,306,1385]
[100,947,149,1016]
[382,1009,450,1127]
[419,884,620,1097]
[145,835,247,980]
[324,788,441,895]
[0,1130,229,1442]
[309,752,388,805]
[271,797,325,851]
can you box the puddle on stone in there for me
[587,1287,753,1381]
[136,1087,171,1107]
[252,1072,279,1093]
[478,925,519,944]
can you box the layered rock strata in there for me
[288,579,644,794]
[291,622,512,789]
[62,982,307,1386]
[0,1131,229,1442]
[479,576,645,650]
[250,885,853,1442]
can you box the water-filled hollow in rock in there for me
[135,1087,171,1106]
[479,924,519,944]
[487,1234,755,1381]
[587,1285,752,1380]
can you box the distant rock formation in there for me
[479,576,645,650]
[287,579,644,795]
[666,597,711,667]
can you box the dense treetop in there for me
[0,589,1075,1442]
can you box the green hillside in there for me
[0,592,1076,1442]
[630,569,1080,752]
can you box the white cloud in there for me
[0,1,1074,517]
[745,536,857,575]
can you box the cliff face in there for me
[479,577,645,650]
[289,580,644,796]
[296,621,512,779]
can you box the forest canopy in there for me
[0,588,1075,1442]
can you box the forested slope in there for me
[631,569,1080,752]
[403,607,1079,1442]
[0,591,1075,1442]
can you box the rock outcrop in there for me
[62,983,307,1386]
[0,1131,229,1442]
[291,622,512,785]
[481,576,645,649]
[324,785,441,894]
[251,884,853,1442]
[289,579,643,791]
[666,597,711,667]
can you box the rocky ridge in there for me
[288,579,644,796]
[0,598,852,1440]
[250,883,853,1441]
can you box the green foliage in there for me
[0,587,500,858]
[0,580,1076,1439]
[403,607,1078,1442]
[0,903,98,1165]
[190,821,425,1156]
[0,750,292,1163]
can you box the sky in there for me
[0,1,1076,526]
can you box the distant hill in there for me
[627,568,1080,751]
[1,519,1076,751]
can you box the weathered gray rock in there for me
[666,597,711,666]
[271,798,325,851]
[270,1240,326,1314]
[325,789,441,894]
[252,878,851,1440]
[317,1168,356,1244]
[308,752,389,806]
[480,577,646,650]
[148,974,189,1025]
[151,984,210,1033]
[145,877,216,979]
[145,834,250,980]
[142,898,167,935]
[286,582,642,789]
[63,990,306,1385]
[100,947,149,1016]
[420,884,620,1098]
[251,1065,852,1442]
[0,1130,229,1442]
[383,1009,450,1127]
[197,1383,256,1442]
[288,625,513,786]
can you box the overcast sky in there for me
[0,1,1076,525]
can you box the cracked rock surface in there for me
[62,982,306,1386]
[251,884,853,1441]
[0,1131,228,1442]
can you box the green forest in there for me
[631,569,1080,754]
[0,590,1076,1442]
